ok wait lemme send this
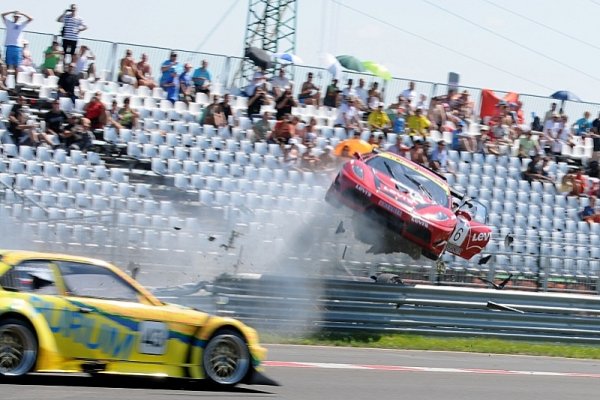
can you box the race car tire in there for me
[0,318,38,377]
[202,329,250,387]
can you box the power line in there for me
[483,0,600,53]
[330,0,554,91]
[194,0,240,53]
[423,0,600,84]
[589,0,600,6]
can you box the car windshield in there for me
[58,262,140,302]
[366,155,450,207]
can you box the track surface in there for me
[3,345,600,400]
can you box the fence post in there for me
[106,42,118,82]
[222,56,232,90]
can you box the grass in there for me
[261,331,600,360]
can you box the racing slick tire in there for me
[0,318,38,377]
[202,329,251,387]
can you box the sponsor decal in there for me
[411,217,429,228]
[355,184,371,197]
[378,200,403,217]
[471,232,491,242]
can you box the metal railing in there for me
[3,28,600,121]
[163,275,600,343]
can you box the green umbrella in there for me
[336,55,366,72]
[362,60,392,81]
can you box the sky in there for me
[3,0,600,103]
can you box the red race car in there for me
[325,151,492,263]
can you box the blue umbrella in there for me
[550,91,581,102]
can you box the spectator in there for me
[251,111,271,143]
[57,4,87,65]
[44,99,69,138]
[7,96,33,145]
[105,100,122,132]
[354,78,368,110]
[429,140,453,173]
[58,116,91,151]
[523,154,554,184]
[135,53,156,89]
[160,51,180,91]
[517,127,541,159]
[270,113,294,144]
[118,49,138,86]
[333,96,362,134]
[341,79,355,102]
[247,86,269,120]
[542,102,558,125]
[573,111,592,136]
[73,45,95,80]
[367,102,391,133]
[0,55,7,90]
[275,86,297,120]
[192,59,211,96]
[17,40,36,75]
[83,91,106,131]
[408,138,428,165]
[298,72,320,106]
[270,68,291,99]
[162,66,179,104]
[581,196,600,223]
[179,63,194,104]
[392,106,406,134]
[367,82,383,111]
[401,81,417,103]
[323,78,340,108]
[427,97,447,131]
[416,93,429,112]
[2,10,33,71]
[200,95,221,126]
[245,66,267,97]
[219,95,233,127]
[57,63,79,103]
[118,97,139,129]
[302,117,319,144]
[42,39,64,77]
[531,115,543,132]
[406,107,431,139]
[563,167,588,196]
[477,125,500,156]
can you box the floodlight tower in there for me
[236,0,298,88]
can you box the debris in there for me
[477,274,513,290]
[173,226,182,231]
[478,254,492,265]
[335,221,345,234]
[208,235,216,242]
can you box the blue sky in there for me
[3,0,600,103]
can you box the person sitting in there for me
[323,78,340,108]
[429,140,453,173]
[118,49,138,86]
[57,63,79,103]
[517,127,541,159]
[17,41,36,75]
[297,72,320,106]
[333,96,362,134]
[367,102,392,134]
[200,95,221,127]
[270,113,294,145]
[135,53,156,89]
[83,91,106,131]
[522,154,554,184]
[581,196,600,223]
[270,68,291,99]
[179,63,194,104]
[118,97,139,129]
[275,87,297,120]
[44,99,69,139]
[247,86,270,121]
[73,45,95,80]
[408,139,428,165]
[251,111,271,143]
[192,59,211,96]
[406,107,431,140]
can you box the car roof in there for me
[0,249,111,267]
[370,151,450,192]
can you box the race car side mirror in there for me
[456,210,472,221]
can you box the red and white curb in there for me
[264,361,600,379]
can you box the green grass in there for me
[262,332,600,360]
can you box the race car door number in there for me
[139,321,168,355]
[448,217,469,247]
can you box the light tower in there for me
[236,0,298,88]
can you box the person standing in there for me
[57,4,87,65]
[192,59,212,96]
[1,10,33,71]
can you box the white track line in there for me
[263,361,600,379]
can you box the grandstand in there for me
[1,31,600,294]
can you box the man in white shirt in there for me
[401,81,417,103]
[1,10,33,71]
[270,68,291,98]
[354,78,368,110]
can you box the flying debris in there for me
[208,235,216,242]
[127,261,141,279]
[220,230,242,250]
[477,274,513,290]
[335,221,346,234]
[173,226,182,231]
[478,254,492,265]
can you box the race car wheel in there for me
[202,329,250,387]
[0,319,38,377]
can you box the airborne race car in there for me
[325,151,492,264]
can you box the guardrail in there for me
[159,275,600,344]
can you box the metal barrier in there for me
[3,27,600,120]
[165,275,600,344]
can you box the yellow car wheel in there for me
[202,329,250,387]
[0,319,38,377]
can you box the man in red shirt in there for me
[84,91,106,131]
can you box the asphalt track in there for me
[2,344,600,400]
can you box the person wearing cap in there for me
[367,102,391,133]
[2,10,33,71]
[42,39,64,76]
[179,63,194,104]
[298,72,320,106]
[160,51,180,90]
[406,107,431,140]
[323,78,340,108]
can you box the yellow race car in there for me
[0,250,270,387]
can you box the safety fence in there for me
[159,275,600,344]
[3,28,600,122]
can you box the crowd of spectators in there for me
[1,5,600,227]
